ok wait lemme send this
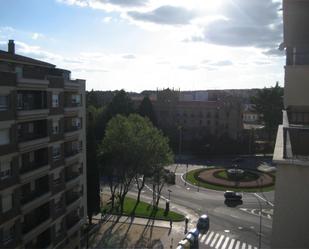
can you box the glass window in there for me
[0,95,8,111]
[2,225,14,244]
[52,144,61,160]
[52,94,59,108]
[52,120,59,134]
[72,118,81,129]
[2,193,12,213]
[28,123,34,133]
[0,129,10,145]
[0,159,11,180]
[71,94,81,105]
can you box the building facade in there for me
[152,89,243,142]
[272,1,309,248]
[0,40,87,249]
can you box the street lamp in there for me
[252,193,262,249]
[168,189,172,201]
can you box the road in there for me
[133,162,275,249]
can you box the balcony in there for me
[18,120,48,150]
[21,176,50,207]
[65,191,81,206]
[0,71,16,87]
[22,202,50,235]
[25,228,51,249]
[16,67,49,88]
[20,148,49,176]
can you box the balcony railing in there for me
[66,215,80,229]
[65,125,80,133]
[20,160,48,174]
[65,171,80,182]
[21,187,49,205]
[66,191,80,205]
[22,206,50,234]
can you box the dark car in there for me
[224,191,242,201]
[197,214,209,233]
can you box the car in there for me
[224,191,242,201]
[197,214,210,233]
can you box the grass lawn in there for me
[186,168,275,192]
[102,196,185,221]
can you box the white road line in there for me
[215,235,225,249]
[198,234,201,238]
[235,240,241,249]
[248,245,252,249]
[221,237,230,249]
[254,193,274,207]
[201,234,207,243]
[210,233,220,247]
[205,231,214,245]
[254,247,258,249]
[241,242,247,249]
[228,239,235,249]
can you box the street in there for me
[131,162,274,249]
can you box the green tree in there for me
[251,82,283,140]
[99,114,173,214]
[138,96,157,126]
[105,90,135,120]
[86,105,101,224]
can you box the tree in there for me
[251,82,283,140]
[138,96,157,126]
[105,90,135,120]
[99,114,173,214]
[86,105,101,224]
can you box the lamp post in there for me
[168,189,172,201]
[252,193,262,249]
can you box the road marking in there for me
[210,233,220,247]
[254,193,274,207]
[205,231,214,245]
[198,234,201,238]
[248,245,252,249]
[241,242,247,249]
[228,239,235,249]
[201,234,207,242]
[235,240,241,249]
[215,235,225,249]
[221,237,230,249]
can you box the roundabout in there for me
[185,167,275,192]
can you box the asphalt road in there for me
[134,160,275,249]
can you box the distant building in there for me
[0,40,87,249]
[272,1,309,248]
[149,89,243,142]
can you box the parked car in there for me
[224,191,242,201]
[197,214,209,233]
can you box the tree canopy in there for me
[99,114,173,213]
[251,82,283,139]
[138,96,157,126]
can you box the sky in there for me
[0,0,285,92]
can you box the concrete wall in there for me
[271,163,309,248]
[284,66,309,108]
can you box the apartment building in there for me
[272,1,309,248]
[152,89,243,142]
[0,40,87,249]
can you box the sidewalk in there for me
[90,193,200,248]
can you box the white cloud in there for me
[31,32,44,40]
[102,16,112,23]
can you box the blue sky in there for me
[0,0,285,92]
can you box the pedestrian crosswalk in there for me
[198,231,257,249]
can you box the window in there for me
[52,120,59,134]
[71,94,81,105]
[29,151,35,163]
[2,193,12,213]
[28,123,34,133]
[72,118,81,129]
[55,221,62,237]
[0,129,10,145]
[52,94,59,108]
[53,171,61,185]
[0,95,8,111]
[0,159,11,180]
[2,225,14,244]
[52,144,61,160]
